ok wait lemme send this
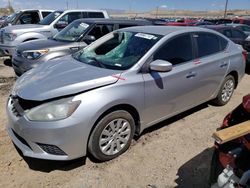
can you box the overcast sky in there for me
[1,0,250,12]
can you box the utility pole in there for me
[224,0,229,18]
[76,0,79,9]
[66,1,69,9]
[156,6,159,18]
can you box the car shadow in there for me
[3,58,12,67]
[175,148,214,188]
[139,103,209,137]
[14,144,86,173]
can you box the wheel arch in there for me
[227,70,238,88]
[87,104,141,147]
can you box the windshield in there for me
[39,11,63,25]
[53,21,90,42]
[73,31,162,70]
[6,12,20,23]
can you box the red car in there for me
[210,94,250,187]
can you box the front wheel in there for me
[212,75,235,106]
[88,110,135,162]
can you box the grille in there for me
[9,96,23,117]
[12,129,32,150]
[37,143,67,156]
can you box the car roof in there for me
[74,18,151,25]
[225,23,250,27]
[118,26,217,36]
[203,25,239,30]
[57,9,107,13]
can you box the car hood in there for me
[3,24,50,34]
[13,56,122,101]
[17,39,72,51]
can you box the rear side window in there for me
[219,37,228,51]
[195,33,221,58]
[88,12,105,18]
[41,11,51,18]
[154,34,193,65]
[231,29,247,39]
[242,26,250,32]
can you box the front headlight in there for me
[22,49,49,60]
[4,32,17,41]
[25,98,81,121]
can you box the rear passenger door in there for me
[192,32,229,103]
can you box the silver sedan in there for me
[6,26,245,161]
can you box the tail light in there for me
[242,50,248,62]
[243,94,250,113]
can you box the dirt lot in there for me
[0,57,249,188]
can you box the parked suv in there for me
[0,9,109,56]
[0,9,53,28]
[12,18,152,76]
[6,26,245,161]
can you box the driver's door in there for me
[142,33,199,126]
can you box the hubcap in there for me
[99,118,131,155]
[221,79,234,103]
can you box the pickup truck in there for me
[0,9,109,56]
[0,9,53,28]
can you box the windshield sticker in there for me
[115,63,122,67]
[135,33,157,40]
[80,23,89,29]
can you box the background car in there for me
[12,18,153,76]
[0,9,53,29]
[0,9,109,56]
[6,26,245,162]
[210,93,250,187]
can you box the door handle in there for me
[186,72,197,79]
[220,63,228,68]
[70,47,80,51]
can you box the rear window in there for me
[118,24,137,29]
[195,33,221,58]
[88,12,105,18]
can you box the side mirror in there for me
[83,35,96,44]
[150,60,173,72]
[55,21,68,29]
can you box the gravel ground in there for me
[0,57,249,188]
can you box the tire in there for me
[88,110,135,162]
[209,149,224,185]
[212,75,235,106]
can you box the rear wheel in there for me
[88,110,135,161]
[212,75,235,106]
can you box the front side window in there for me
[73,31,162,70]
[153,34,193,65]
[222,29,232,38]
[195,33,220,58]
[17,12,40,24]
[87,24,115,39]
[39,11,63,25]
[53,21,90,42]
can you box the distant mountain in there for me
[105,9,126,14]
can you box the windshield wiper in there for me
[88,57,106,68]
